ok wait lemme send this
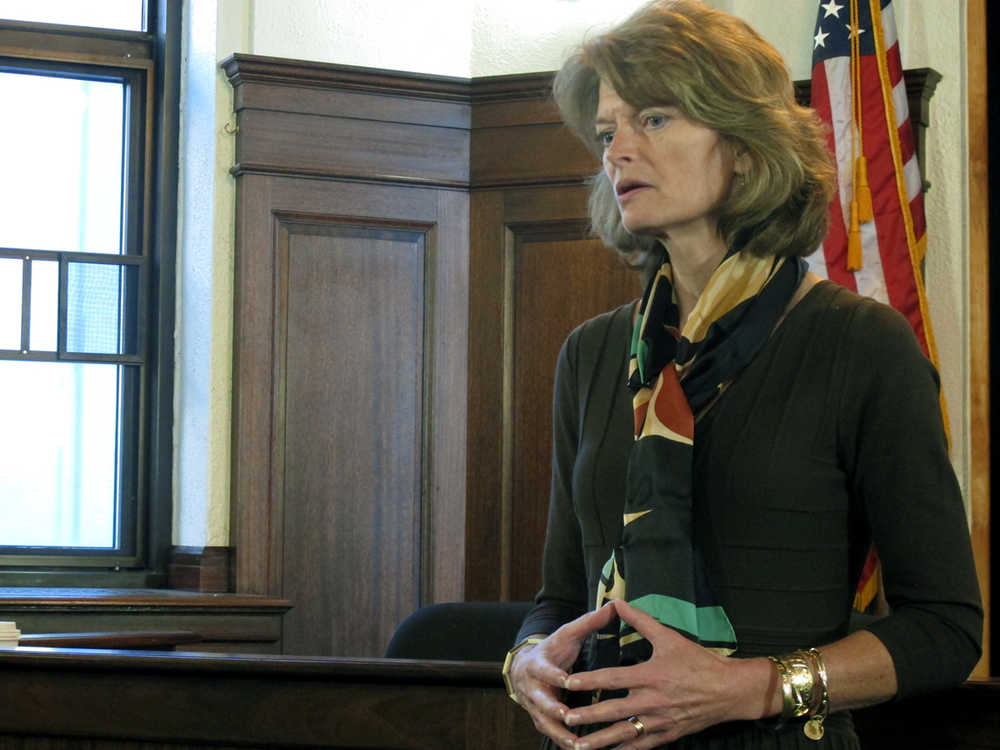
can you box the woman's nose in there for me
[604,127,635,164]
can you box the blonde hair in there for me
[554,0,835,264]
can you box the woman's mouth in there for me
[616,180,651,201]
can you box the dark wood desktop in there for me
[0,647,995,749]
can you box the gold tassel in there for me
[847,200,863,271]
[855,156,874,223]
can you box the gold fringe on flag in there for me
[855,155,874,223]
[847,0,872,270]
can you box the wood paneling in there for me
[470,73,595,189]
[509,228,639,598]
[233,81,471,128]
[230,171,468,655]
[465,185,640,601]
[471,123,594,188]
[225,54,471,654]
[277,218,426,656]
[235,108,469,186]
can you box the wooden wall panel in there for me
[470,123,593,188]
[231,174,284,598]
[464,191,507,601]
[236,108,469,185]
[427,189,471,604]
[465,184,641,601]
[508,230,639,599]
[230,167,468,655]
[277,220,425,656]
[234,81,471,129]
[470,72,595,189]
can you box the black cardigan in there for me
[517,281,982,700]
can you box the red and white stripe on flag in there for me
[807,0,937,363]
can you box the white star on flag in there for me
[821,0,844,18]
[814,28,830,48]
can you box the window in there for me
[0,1,178,584]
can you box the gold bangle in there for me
[783,651,816,718]
[768,653,812,723]
[803,648,829,741]
[501,637,544,705]
[766,648,830,740]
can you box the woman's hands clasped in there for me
[510,599,774,750]
[508,604,615,749]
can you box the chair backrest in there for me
[384,601,533,662]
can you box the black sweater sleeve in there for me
[840,299,983,697]
[515,331,590,643]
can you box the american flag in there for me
[807,0,938,364]
[808,0,944,610]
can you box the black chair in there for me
[385,601,534,662]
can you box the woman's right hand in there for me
[509,603,618,748]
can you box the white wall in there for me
[174,0,972,544]
[174,0,249,545]
[250,0,472,77]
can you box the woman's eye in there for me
[642,113,667,128]
[596,130,614,147]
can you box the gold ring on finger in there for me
[627,715,645,738]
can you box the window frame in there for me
[0,1,178,586]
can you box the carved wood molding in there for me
[222,53,472,100]
[224,55,938,194]
[470,71,554,102]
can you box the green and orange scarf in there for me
[592,248,806,668]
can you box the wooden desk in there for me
[0,647,539,749]
[0,647,995,749]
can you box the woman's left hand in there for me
[561,599,774,748]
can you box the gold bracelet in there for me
[766,648,830,740]
[803,648,829,741]
[783,651,817,717]
[501,637,544,705]
[768,653,813,723]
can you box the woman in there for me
[502,2,982,749]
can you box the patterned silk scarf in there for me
[591,248,806,669]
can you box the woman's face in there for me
[595,80,740,245]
